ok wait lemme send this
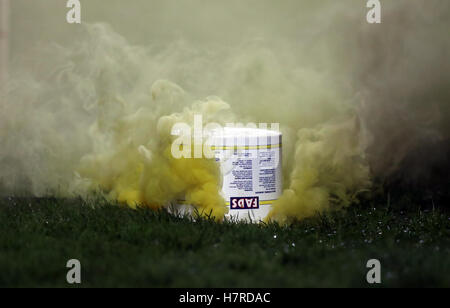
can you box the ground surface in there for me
[0,197,448,287]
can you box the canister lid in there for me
[208,127,282,147]
[171,125,282,147]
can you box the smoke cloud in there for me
[0,0,448,222]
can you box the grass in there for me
[0,196,448,288]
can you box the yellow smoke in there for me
[77,82,230,219]
[75,78,370,222]
[267,117,371,223]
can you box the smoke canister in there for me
[171,126,282,223]
[209,127,282,222]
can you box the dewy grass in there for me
[0,197,448,287]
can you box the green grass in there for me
[0,197,448,287]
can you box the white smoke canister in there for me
[171,126,282,223]
[209,127,282,222]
